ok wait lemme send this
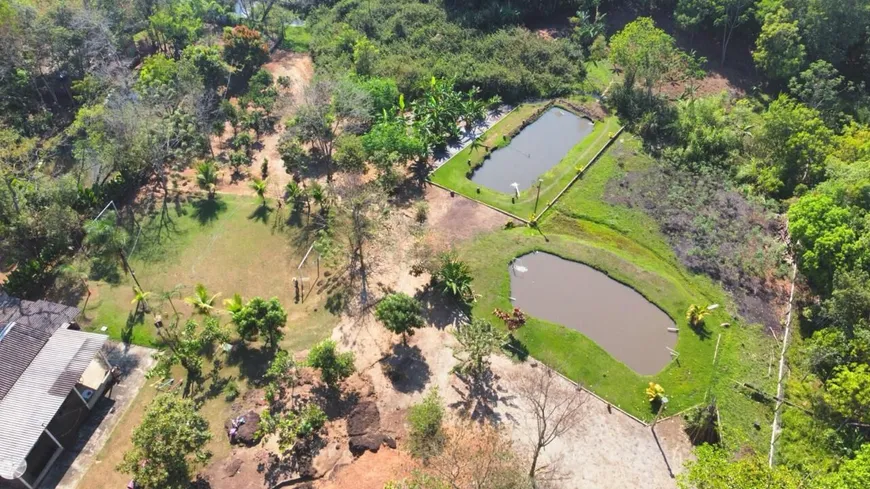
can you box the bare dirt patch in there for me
[424,184,515,251]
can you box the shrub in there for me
[435,253,474,303]
[223,379,240,401]
[307,339,355,388]
[407,388,446,460]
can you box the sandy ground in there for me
[43,343,156,489]
[321,186,693,489]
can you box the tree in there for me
[788,60,853,127]
[787,192,859,290]
[131,287,153,314]
[609,17,679,96]
[285,78,372,181]
[512,366,587,481]
[222,25,269,83]
[223,293,244,314]
[232,297,287,350]
[118,394,212,489]
[182,44,227,91]
[825,363,870,424]
[278,134,310,177]
[823,443,870,489]
[334,134,367,173]
[195,160,219,199]
[678,444,805,489]
[376,292,425,344]
[84,211,131,280]
[417,421,531,489]
[184,283,220,316]
[752,95,833,197]
[753,7,806,80]
[686,303,713,327]
[407,387,446,460]
[451,318,505,379]
[436,254,474,303]
[259,403,328,452]
[712,0,755,67]
[249,177,268,204]
[137,53,179,91]
[148,317,228,395]
[306,339,355,388]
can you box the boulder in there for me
[225,410,261,446]
[346,401,380,436]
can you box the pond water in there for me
[470,108,595,193]
[510,252,677,375]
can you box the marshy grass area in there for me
[429,101,620,220]
[457,133,777,452]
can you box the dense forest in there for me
[1,0,870,487]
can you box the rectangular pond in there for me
[510,252,677,375]
[470,108,595,193]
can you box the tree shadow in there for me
[88,257,122,284]
[248,203,274,223]
[121,311,144,345]
[310,385,360,420]
[260,436,326,488]
[690,321,712,340]
[415,284,470,330]
[449,369,504,425]
[504,334,529,361]
[379,343,431,394]
[191,197,228,225]
[226,341,274,388]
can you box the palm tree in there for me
[195,161,219,199]
[131,286,152,314]
[310,181,330,214]
[250,177,268,204]
[436,254,474,303]
[469,135,487,154]
[686,303,717,327]
[185,283,220,316]
[285,181,304,211]
[223,293,244,314]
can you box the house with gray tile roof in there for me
[0,295,112,489]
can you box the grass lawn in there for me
[283,25,311,52]
[79,193,339,349]
[429,102,621,220]
[456,133,777,452]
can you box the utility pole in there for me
[534,179,543,214]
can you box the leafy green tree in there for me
[352,37,378,76]
[147,1,205,58]
[751,95,832,197]
[182,44,227,90]
[609,17,679,96]
[137,53,179,91]
[131,287,153,314]
[118,394,212,489]
[148,317,228,395]
[278,134,310,177]
[358,77,400,116]
[678,444,804,488]
[362,117,427,164]
[825,363,870,424]
[823,443,870,489]
[676,0,754,66]
[334,134,367,173]
[788,60,853,127]
[407,387,446,460]
[375,293,425,344]
[195,160,219,199]
[787,192,859,290]
[184,283,220,316]
[436,254,474,303]
[232,297,287,350]
[753,6,805,80]
[259,402,328,452]
[451,318,505,379]
[306,339,355,388]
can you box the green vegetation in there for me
[375,292,425,344]
[407,388,446,460]
[306,339,356,388]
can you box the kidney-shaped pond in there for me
[470,108,595,193]
[510,252,677,375]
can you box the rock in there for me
[347,401,380,437]
[349,433,388,455]
[225,410,261,446]
[224,458,243,477]
[383,436,397,449]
